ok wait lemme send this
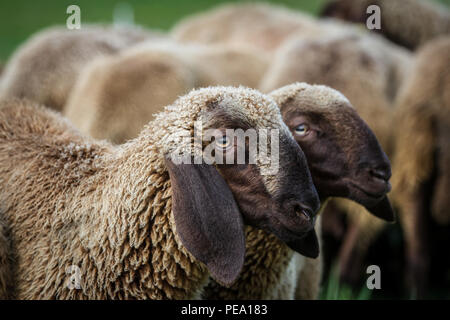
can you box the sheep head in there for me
[158,86,320,286]
[271,83,394,222]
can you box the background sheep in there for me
[171,3,321,53]
[64,41,269,144]
[172,2,412,61]
[321,0,450,50]
[203,83,394,299]
[391,36,450,297]
[0,25,163,111]
[0,87,321,299]
[260,33,411,285]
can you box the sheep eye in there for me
[294,124,309,136]
[215,135,232,149]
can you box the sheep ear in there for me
[165,157,245,286]
[365,196,396,222]
[286,230,319,259]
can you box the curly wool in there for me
[0,86,285,299]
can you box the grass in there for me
[319,267,372,300]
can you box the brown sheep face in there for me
[215,130,320,257]
[281,97,394,221]
[164,88,320,286]
[203,107,320,251]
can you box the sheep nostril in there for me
[369,168,391,182]
[294,205,312,221]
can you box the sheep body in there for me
[391,37,450,295]
[172,3,320,52]
[321,0,450,50]
[64,41,269,144]
[0,86,292,299]
[0,25,162,111]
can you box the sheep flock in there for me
[0,0,449,300]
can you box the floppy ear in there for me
[286,230,319,259]
[165,157,245,286]
[365,196,396,222]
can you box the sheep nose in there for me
[293,203,315,221]
[369,166,391,182]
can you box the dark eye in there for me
[294,124,309,136]
[215,135,232,149]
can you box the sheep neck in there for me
[73,129,209,299]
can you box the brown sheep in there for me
[321,0,450,50]
[63,41,269,144]
[0,25,163,111]
[0,87,322,299]
[260,33,411,285]
[391,36,450,297]
[203,83,394,299]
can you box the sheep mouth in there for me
[268,213,315,240]
[348,182,389,201]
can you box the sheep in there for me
[62,37,396,297]
[0,25,163,112]
[321,0,450,50]
[172,2,409,59]
[391,36,450,297]
[202,83,394,299]
[0,86,322,299]
[259,33,411,285]
[172,2,410,101]
[63,41,270,144]
[171,2,322,53]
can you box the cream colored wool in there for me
[260,34,411,283]
[64,41,269,144]
[0,86,291,299]
[172,2,410,101]
[322,0,450,50]
[172,2,404,62]
[171,3,321,53]
[0,25,162,111]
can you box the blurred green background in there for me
[1,0,448,60]
[0,0,333,61]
